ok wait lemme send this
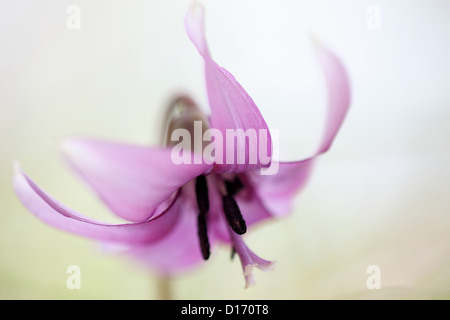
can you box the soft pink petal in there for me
[223,174,274,228]
[250,41,351,216]
[185,3,272,173]
[313,40,351,155]
[236,191,273,228]
[184,2,210,59]
[125,191,212,275]
[248,160,314,217]
[195,174,230,243]
[13,164,181,244]
[61,137,213,222]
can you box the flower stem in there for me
[156,276,172,300]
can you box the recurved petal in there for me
[185,3,272,173]
[250,41,351,217]
[236,190,273,228]
[126,193,210,275]
[249,160,314,217]
[61,137,213,222]
[313,39,351,155]
[13,164,181,244]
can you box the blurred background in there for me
[1,0,449,299]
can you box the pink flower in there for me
[12,3,350,288]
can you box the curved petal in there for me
[229,174,274,228]
[313,39,351,155]
[13,164,181,244]
[202,175,230,242]
[250,41,351,216]
[185,3,272,173]
[248,160,314,217]
[61,137,213,222]
[236,191,273,228]
[125,192,212,275]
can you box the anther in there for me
[195,175,211,260]
[197,212,210,260]
[222,194,247,235]
[195,175,209,214]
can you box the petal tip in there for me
[189,0,204,14]
[12,160,21,175]
[309,33,322,47]
[185,0,209,58]
[310,35,332,58]
[59,137,83,155]
[59,137,100,169]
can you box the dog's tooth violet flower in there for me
[12,2,350,289]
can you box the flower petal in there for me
[231,174,273,227]
[312,39,351,155]
[13,164,181,244]
[125,192,208,275]
[185,3,272,173]
[61,137,213,222]
[250,41,351,216]
[249,160,314,217]
[236,191,273,228]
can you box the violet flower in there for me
[13,3,350,288]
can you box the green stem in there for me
[157,276,172,300]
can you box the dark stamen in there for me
[224,177,244,196]
[222,194,247,235]
[195,175,210,260]
[195,175,209,214]
[197,212,210,260]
